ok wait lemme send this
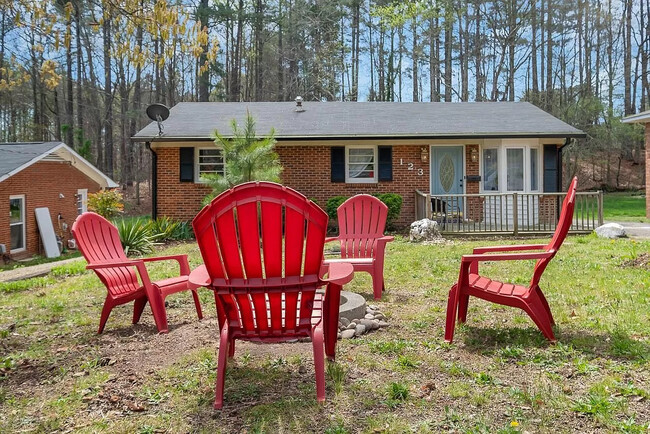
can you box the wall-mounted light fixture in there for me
[420,147,428,163]
[59,193,65,199]
[470,148,479,163]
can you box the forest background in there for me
[0,0,647,201]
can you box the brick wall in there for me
[0,161,102,258]
[155,145,430,227]
[464,144,483,221]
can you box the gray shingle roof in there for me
[0,142,63,179]
[132,101,585,141]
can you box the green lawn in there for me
[602,191,648,221]
[0,237,649,433]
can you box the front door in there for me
[431,145,464,215]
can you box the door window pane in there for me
[10,198,22,224]
[506,148,524,191]
[483,148,498,191]
[9,197,25,250]
[10,225,24,250]
[530,148,539,191]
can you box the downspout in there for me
[145,141,158,220]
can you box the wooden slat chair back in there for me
[446,177,578,343]
[326,194,394,299]
[192,182,353,409]
[72,212,202,334]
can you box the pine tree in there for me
[202,111,282,204]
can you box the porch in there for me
[414,190,604,235]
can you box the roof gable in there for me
[0,142,118,188]
[133,101,586,142]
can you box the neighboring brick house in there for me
[0,142,117,258]
[133,101,585,228]
[622,110,650,218]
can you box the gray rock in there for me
[347,322,357,330]
[341,329,356,339]
[368,304,379,311]
[378,320,389,328]
[595,223,627,239]
[354,324,367,336]
[409,219,441,242]
[339,317,350,327]
[359,319,378,330]
[374,313,386,320]
[337,332,342,340]
[364,313,375,319]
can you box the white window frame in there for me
[345,145,378,183]
[529,147,541,192]
[504,146,526,192]
[480,142,543,193]
[195,147,225,183]
[480,146,500,192]
[9,194,26,253]
[77,189,88,214]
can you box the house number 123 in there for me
[400,159,424,176]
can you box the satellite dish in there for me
[146,103,170,136]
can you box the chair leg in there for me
[214,326,230,410]
[371,270,383,300]
[311,325,326,403]
[536,288,555,325]
[522,298,556,342]
[98,296,114,334]
[148,288,169,333]
[324,284,342,361]
[191,289,203,320]
[457,294,470,323]
[444,285,458,343]
[228,339,235,358]
[132,296,148,324]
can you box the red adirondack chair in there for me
[191,182,354,409]
[325,194,394,300]
[71,212,202,334]
[445,177,578,343]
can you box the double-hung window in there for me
[345,146,377,183]
[77,189,88,214]
[9,195,25,252]
[196,148,225,182]
[482,148,499,191]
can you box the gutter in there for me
[145,142,158,220]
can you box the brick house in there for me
[132,101,585,228]
[0,142,117,258]
[622,110,650,218]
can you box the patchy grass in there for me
[0,236,649,432]
[603,191,648,221]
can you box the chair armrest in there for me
[324,237,339,243]
[141,254,190,275]
[377,235,395,243]
[462,251,553,263]
[472,244,547,254]
[321,262,354,286]
[188,265,210,289]
[86,259,143,270]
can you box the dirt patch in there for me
[621,253,650,268]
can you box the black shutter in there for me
[378,146,392,181]
[331,146,345,182]
[543,144,558,192]
[179,147,194,182]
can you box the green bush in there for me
[325,196,348,220]
[87,190,124,219]
[373,193,403,228]
[148,217,181,242]
[113,217,154,256]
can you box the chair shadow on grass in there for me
[458,325,649,364]
[186,364,329,431]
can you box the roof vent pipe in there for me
[294,96,304,112]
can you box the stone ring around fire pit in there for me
[338,291,389,339]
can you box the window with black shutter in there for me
[331,147,345,182]
[179,147,194,182]
[378,146,392,181]
[543,144,559,192]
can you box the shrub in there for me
[113,217,154,256]
[325,196,348,220]
[87,190,124,219]
[148,217,181,242]
[373,193,403,228]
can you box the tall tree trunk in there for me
[546,0,553,106]
[65,14,74,146]
[197,0,210,102]
[103,5,114,178]
[623,0,632,114]
[75,3,83,148]
[412,17,418,102]
[531,0,538,93]
[444,8,452,102]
